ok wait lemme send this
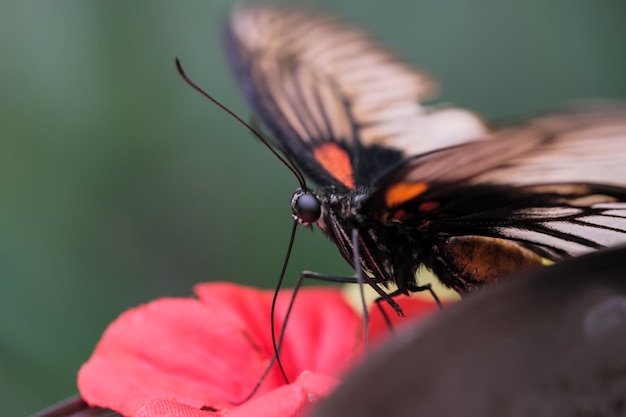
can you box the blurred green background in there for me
[1,0,625,415]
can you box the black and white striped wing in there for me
[224,5,487,189]
[369,106,626,259]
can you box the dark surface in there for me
[28,396,120,417]
[313,245,626,417]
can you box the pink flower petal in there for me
[193,283,364,378]
[226,372,340,417]
[78,283,363,416]
[136,399,220,417]
[135,372,339,417]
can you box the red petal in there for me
[194,283,364,378]
[135,372,338,417]
[136,399,220,417]
[79,283,361,416]
[78,297,267,414]
[226,372,339,417]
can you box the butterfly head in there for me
[291,188,322,226]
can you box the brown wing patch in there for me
[440,236,545,289]
[313,143,354,188]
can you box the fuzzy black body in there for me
[314,186,429,294]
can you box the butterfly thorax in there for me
[309,186,428,294]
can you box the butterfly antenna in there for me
[235,220,299,404]
[175,57,308,189]
[269,220,300,384]
[249,115,305,186]
[176,57,308,400]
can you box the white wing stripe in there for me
[576,217,626,232]
[545,221,626,247]
[496,228,595,255]
[594,203,626,210]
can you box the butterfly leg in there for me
[296,271,416,335]
[407,283,443,309]
[243,270,408,403]
[295,271,404,313]
[372,283,443,337]
[284,269,404,353]
[290,271,368,349]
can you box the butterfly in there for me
[223,5,626,309]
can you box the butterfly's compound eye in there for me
[291,190,321,225]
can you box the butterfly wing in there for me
[365,106,626,289]
[224,5,488,189]
[224,6,626,294]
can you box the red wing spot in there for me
[418,201,439,211]
[313,143,354,189]
[392,209,409,221]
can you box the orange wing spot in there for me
[418,201,439,212]
[313,143,354,188]
[385,182,428,208]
